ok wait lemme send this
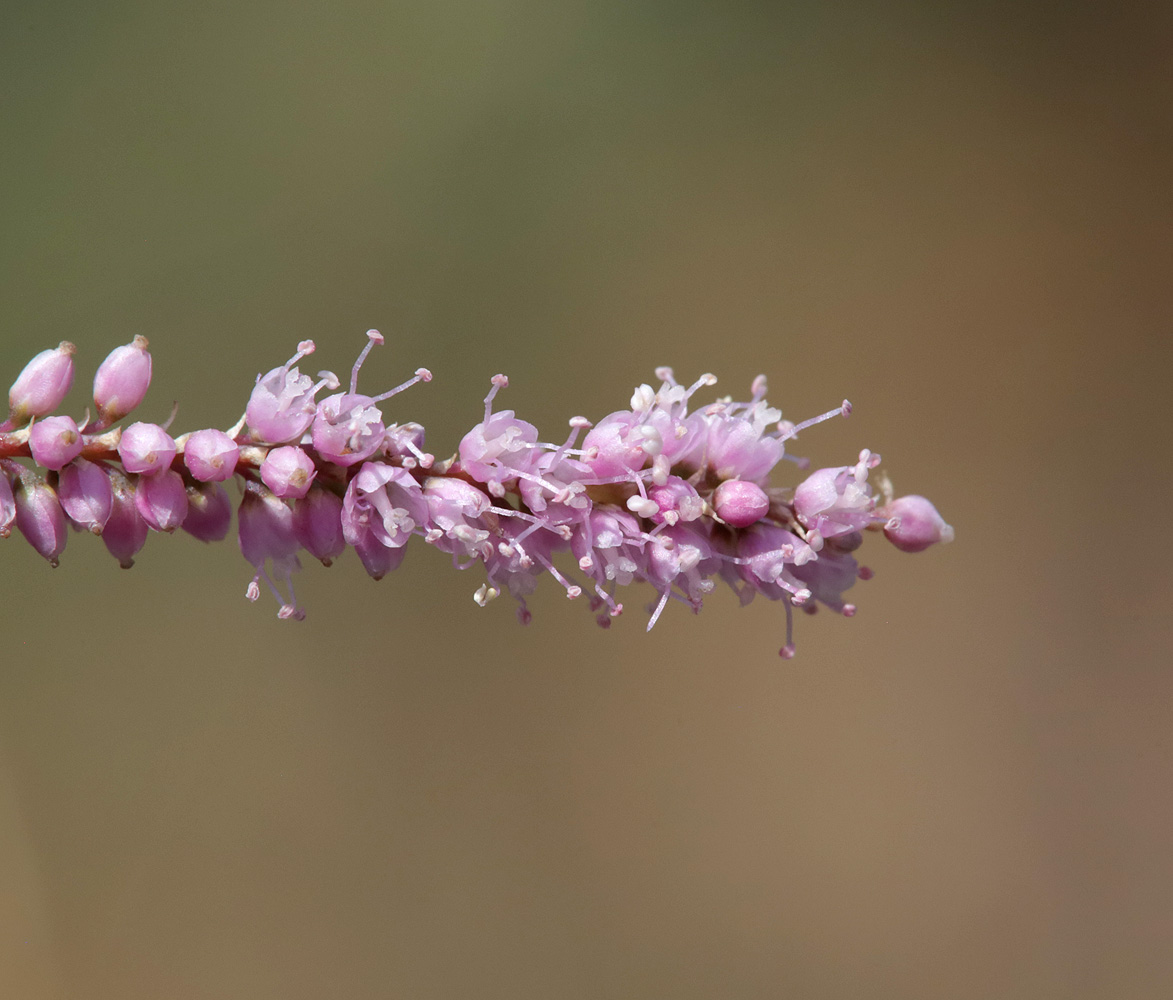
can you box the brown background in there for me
[1,1,1171,997]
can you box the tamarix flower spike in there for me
[0,331,952,654]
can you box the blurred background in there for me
[1,1,1170,997]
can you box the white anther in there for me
[630,384,656,413]
[627,496,660,518]
[473,584,500,607]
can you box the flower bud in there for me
[713,479,769,528]
[183,428,240,482]
[57,458,113,534]
[134,469,189,532]
[0,470,16,537]
[12,469,67,566]
[292,486,345,565]
[28,415,84,470]
[117,422,176,475]
[881,495,954,553]
[238,482,299,568]
[260,445,316,499]
[102,472,148,568]
[181,482,232,542]
[8,342,75,425]
[353,531,407,580]
[93,336,151,424]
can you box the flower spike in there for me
[0,332,951,656]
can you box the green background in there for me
[2,1,1170,997]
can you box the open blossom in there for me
[0,333,952,656]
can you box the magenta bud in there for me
[28,415,84,470]
[881,495,954,553]
[102,472,148,567]
[183,428,240,482]
[92,336,151,424]
[713,479,770,528]
[117,422,176,475]
[238,483,300,568]
[260,445,317,499]
[353,532,406,580]
[292,486,345,565]
[7,342,76,424]
[182,482,232,542]
[134,469,189,532]
[0,470,17,537]
[57,458,113,534]
[12,470,68,566]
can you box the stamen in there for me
[484,374,509,423]
[646,589,671,631]
[781,399,852,440]
[779,601,795,658]
[314,371,341,394]
[350,330,384,395]
[281,341,315,376]
[371,368,432,405]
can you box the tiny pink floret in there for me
[28,415,84,471]
[183,428,240,482]
[7,342,75,424]
[881,495,954,553]
[118,422,177,475]
[261,445,317,499]
[93,336,152,424]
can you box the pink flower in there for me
[12,469,68,566]
[93,336,152,426]
[118,422,177,476]
[7,342,75,426]
[28,415,84,470]
[57,458,113,535]
[881,495,954,553]
[0,335,953,656]
[183,429,240,482]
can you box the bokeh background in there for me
[1,1,1171,997]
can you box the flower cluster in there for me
[1,332,953,655]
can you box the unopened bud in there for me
[57,458,113,534]
[93,336,152,424]
[183,428,240,482]
[102,471,148,568]
[13,469,68,566]
[713,479,770,528]
[181,482,232,542]
[260,445,317,499]
[881,495,954,553]
[28,415,84,471]
[0,470,15,537]
[8,342,75,425]
[118,422,176,475]
[134,469,189,532]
